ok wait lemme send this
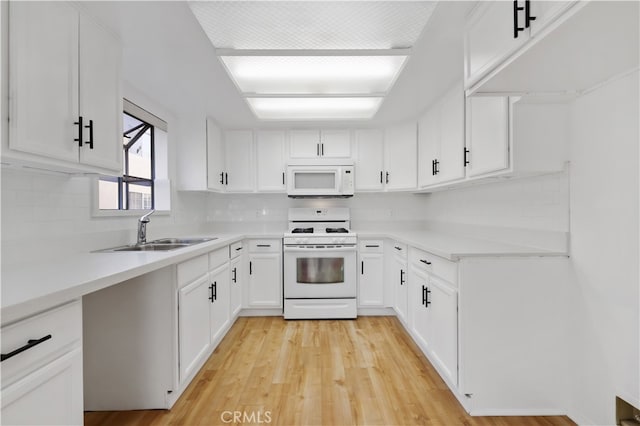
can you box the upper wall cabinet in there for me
[206,118,225,192]
[223,130,254,193]
[384,122,417,191]
[289,129,351,160]
[6,1,122,175]
[466,1,638,95]
[418,83,465,189]
[354,129,385,191]
[255,130,286,192]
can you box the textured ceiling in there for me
[188,1,436,50]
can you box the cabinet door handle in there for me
[394,246,402,251]
[434,159,439,175]
[385,172,389,184]
[380,171,383,184]
[426,287,431,307]
[1,334,52,362]
[232,267,237,283]
[420,259,432,265]
[400,269,405,285]
[525,0,536,27]
[213,281,217,301]
[321,143,324,156]
[513,1,525,38]
[422,285,427,306]
[74,116,83,147]
[85,119,94,149]
[282,172,285,185]
[257,244,271,248]
[464,148,470,167]
[365,244,379,248]
[209,283,214,302]
[225,172,228,185]
[249,261,252,275]
[235,247,243,251]
[317,143,320,156]
[220,172,224,185]
[361,260,364,275]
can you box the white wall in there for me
[566,71,639,425]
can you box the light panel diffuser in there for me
[247,97,383,120]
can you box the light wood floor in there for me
[85,316,575,426]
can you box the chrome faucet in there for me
[137,209,155,244]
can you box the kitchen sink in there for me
[94,237,217,253]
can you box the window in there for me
[98,100,169,212]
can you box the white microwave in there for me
[287,163,355,198]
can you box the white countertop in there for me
[1,229,566,325]
[354,230,568,261]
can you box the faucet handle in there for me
[139,209,155,223]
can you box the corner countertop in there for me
[354,230,568,261]
[1,229,566,325]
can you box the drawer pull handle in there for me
[365,245,379,248]
[420,259,432,265]
[394,246,402,251]
[1,334,52,362]
[256,244,271,248]
[235,247,243,251]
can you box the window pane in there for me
[98,179,119,210]
[128,129,152,179]
[128,183,153,210]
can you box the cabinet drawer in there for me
[391,241,408,259]
[210,247,229,270]
[1,300,82,386]
[359,239,384,253]
[409,248,458,285]
[248,239,282,252]
[229,241,244,259]
[177,254,208,286]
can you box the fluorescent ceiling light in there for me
[247,97,383,120]
[220,55,408,95]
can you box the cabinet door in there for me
[256,130,286,192]
[320,129,351,158]
[393,257,408,324]
[428,275,458,386]
[9,1,79,163]
[384,122,417,190]
[358,252,384,307]
[224,130,254,192]
[466,96,510,177]
[206,118,225,191]
[248,253,282,308]
[1,348,83,426]
[437,85,465,184]
[209,263,230,345]
[409,265,430,352]
[289,130,320,158]
[417,109,439,188]
[464,1,529,87]
[354,129,384,191]
[178,274,211,383]
[229,256,243,318]
[78,15,122,172]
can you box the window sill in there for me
[91,209,171,219]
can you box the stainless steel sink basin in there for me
[150,237,217,245]
[94,237,217,253]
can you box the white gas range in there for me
[283,208,357,319]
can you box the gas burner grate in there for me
[292,227,314,234]
[326,227,349,233]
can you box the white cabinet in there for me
[418,83,465,188]
[223,130,254,192]
[209,262,230,346]
[354,129,385,191]
[357,239,385,307]
[289,129,351,159]
[178,272,211,384]
[1,300,83,425]
[256,130,286,192]
[391,242,408,325]
[229,241,245,319]
[246,239,282,309]
[408,248,458,388]
[206,118,225,191]
[383,122,417,190]
[7,1,122,174]
[464,1,530,89]
[465,96,510,178]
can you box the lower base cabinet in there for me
[246,239,282,310]
[1,300,84,426]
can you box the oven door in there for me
[284,245,356,298]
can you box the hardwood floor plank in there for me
[85,316,575,426]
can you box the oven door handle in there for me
[284,246,356,253]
